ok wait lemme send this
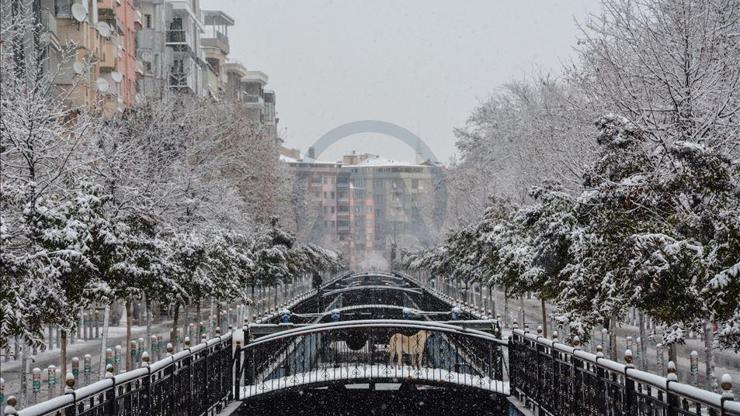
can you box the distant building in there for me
[284,151,436,268]
[136,0,170,100]
[165,0,205,95]
[201,10,234,97]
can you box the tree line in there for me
[403,0,740,358]
[0,1,343,357]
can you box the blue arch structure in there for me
[311,120,439,162]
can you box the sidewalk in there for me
[0,321,175,406]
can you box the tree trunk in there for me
[125,300,133,371]
[608,317,618,361]
[99,304,110,378]
[170,302,180,345]
[145,297,152,354]
[60,329,67,386]
[196,300,201,338]
[704,320,716,391]
[638,311,647,369]
[540,297,548,338]
[519,296,525,328]
[503,286,509,328]
[488,285,496,317]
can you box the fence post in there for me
[720,374,734,414]
[31,368,41,404]
[47,365,57,400]
[665,361,680,416]
[690,351,699,386]
[624,350,635,414]
[114,345,122,374]
[141,352,151,413]
[71,357,79,387]
[3,396,16,416]
[234,340,242,400]
[0,377,4,416]
[83,354,92,385]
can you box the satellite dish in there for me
[96,78,109,92]
[96,22,111,38]
[71,4,87,22]
[140,51,152,62]
[111,71,123,82]
[73,62,84,75]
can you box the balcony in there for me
[201,31,229,55]
[40,9,57,35]
[166,30,188,45]
[136,30,165,52]
[242,93,264,107]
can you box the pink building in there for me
[99,0,140,112]
[116,0,139,108]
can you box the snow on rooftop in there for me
[344,156,421,168]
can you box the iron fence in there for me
[510,330,740,416]
[12,334,233,416]
[234,320,508,399]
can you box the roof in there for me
[202,10,235,26]
[344,156,423,168]
[242,70,269,84]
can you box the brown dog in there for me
[388,330,429,368]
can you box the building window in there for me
[331,207,335,214]
[145,14,152,29]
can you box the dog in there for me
[387,330,429,368]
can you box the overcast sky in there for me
[203,0,595,163]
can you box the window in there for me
[412,179,419,190]
[145,14,152,29]
[331,207,335,214]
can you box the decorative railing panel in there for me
[13,335,232,416]
[234,320,508,399]
[510,330,740,416]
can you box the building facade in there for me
[285,152,435,268]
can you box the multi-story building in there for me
[165,0,205,95]
[201,10,234,96]
[284,151,435,268]
[136,0,169,100]
[40,0,104,110]
[98,0,139,113]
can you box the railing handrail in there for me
[321,285,422,297]
[16,333,232,416]
[242,319,507,348]
[511,329,740,414]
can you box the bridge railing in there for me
[12,334,233,416]
[510,329,740,416]
[234,320,508,399]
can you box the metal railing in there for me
[11,334,233,416]
[234,320,508,399]
[510,330,740,416]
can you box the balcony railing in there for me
[242,94,264,106]
[166,30,187,43]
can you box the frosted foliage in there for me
[0,1,342,348]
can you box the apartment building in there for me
[284,151,436,268]
[136,0,169,100]
[165,0,205,94]
[35,0,279,119]
[39,0,104,110]
[201,10,233,97]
